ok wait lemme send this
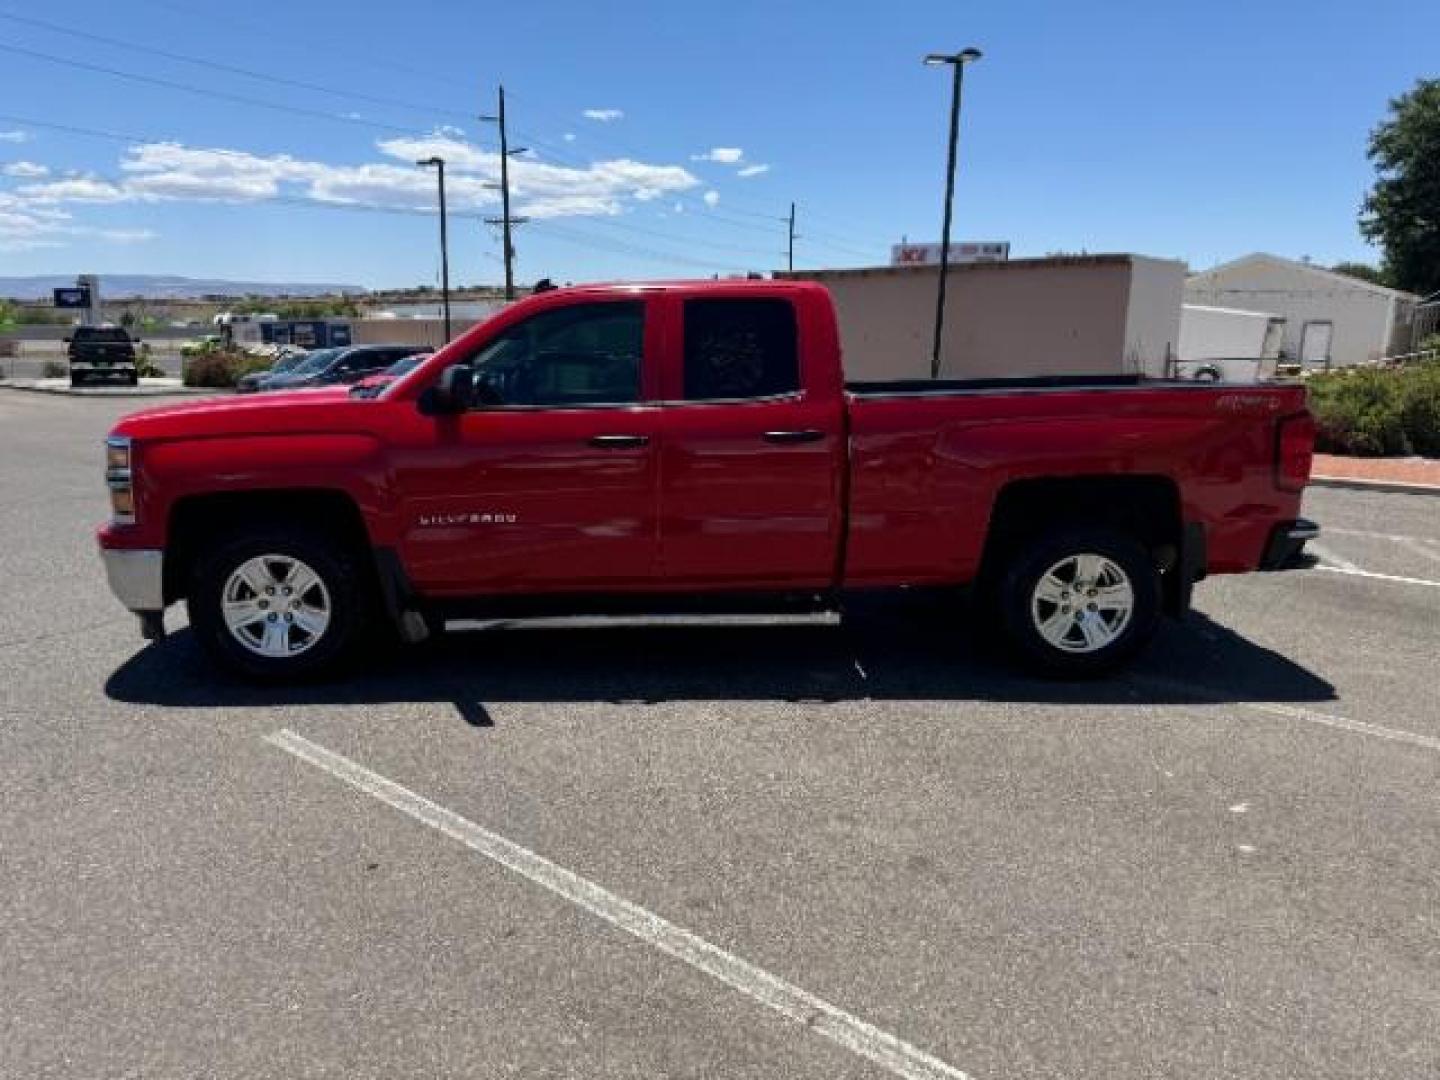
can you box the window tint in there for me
[467,302,644,407]
[683,298,798,401]
[334,351,371,373]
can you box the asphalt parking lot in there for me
[3,390,1437,1080]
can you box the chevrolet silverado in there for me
[98,280,1317,680]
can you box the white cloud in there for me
[93,227,157,243]
[2,129,702,254]
[0,200,155,251]
[582,108,624,122]
[692,148,770,176]
[0,238,63,252]
[18,175,129,203]
[2,161,49,178]
[0,130,30,143]
[692,147,745,165]
[563,132,576,142]
[703,190,720,207]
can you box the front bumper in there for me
[1260,518,1320,569]
[101,547,165,612]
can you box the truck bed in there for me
[841,379,1309,586]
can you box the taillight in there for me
[1276,412,1315,492]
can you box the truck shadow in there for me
[104,594,1335,720]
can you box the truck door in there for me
[395,299,662,595]
[656,294,843,589]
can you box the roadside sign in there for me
[53,286,92,308]
[890,241,1009,266]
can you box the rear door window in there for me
[682,298,799,401]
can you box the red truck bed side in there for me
[844,382,1309,585]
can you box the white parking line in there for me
[1393,537,1440,565]
[1312,565,1440,590]
[264,729,973,1080]
[1134,676,1440,754]
[1319,527,1440,564]
[1306,541,1361,572]
[1322,526,1440,546]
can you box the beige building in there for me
[778,254,1185,381]
[1184,253,1418,368]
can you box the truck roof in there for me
[534,278,826,298]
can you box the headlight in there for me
[106,435,135,524]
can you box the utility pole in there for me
[481,84,528,300]
[416,156,451,340]
[787,202,797,273]
[923,47,982,379]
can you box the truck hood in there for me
[112,385,362,441]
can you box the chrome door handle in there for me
[762,429,825,445]
[589,434,650,448]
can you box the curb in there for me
[0,380,217,399]
[1310,475,1440,498]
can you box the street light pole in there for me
[924,47,982,379]
[417,156,451,341]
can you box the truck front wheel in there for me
[188,528,366,681]
[996,528,1160,677]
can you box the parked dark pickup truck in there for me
[98,279,1317,681]
[68,326,140,387]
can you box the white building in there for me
[1184,253,1417,368]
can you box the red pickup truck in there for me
[99,279,1317,680]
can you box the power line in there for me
[4,9,881,262]
[0,110,789,269]
[134,0,484,96]
[499,94,881,255]
[0,42,432,137]
[7,2,882,260]
[530,220,751,273]
[0,10,476,126]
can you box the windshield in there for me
[384,354,424,376]
[76,328,130,342]
[290,347,341,375]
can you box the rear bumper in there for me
[1260,518,1320,569]
[101,547,165,612]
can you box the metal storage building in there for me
[1184,253,1418,368]
[778,254,1185,381]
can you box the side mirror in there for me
[418,364,475,415]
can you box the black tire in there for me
[187,526,369,681]
[70,374,85,388]
[1193,366,1222,382]
[995,527,1160,677]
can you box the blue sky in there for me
[0,0,1435,289]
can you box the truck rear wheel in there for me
[187,527,366,681]
[995,527,1160,677]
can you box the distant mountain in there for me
[0,275,366,300]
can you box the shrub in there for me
[42,360,68,379]
[135,344,166,379]
[182,349,271,388]
[1306,359,1440,456]
[1399,359,1440,455]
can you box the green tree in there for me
[1361,79,1440,297]
[1329,261,1389,287]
